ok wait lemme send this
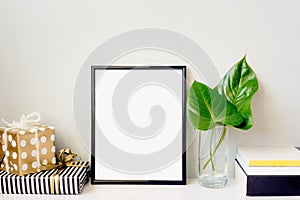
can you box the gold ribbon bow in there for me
[40,148,88,194]
[40,148,82,171]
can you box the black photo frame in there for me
[91,66,186,185]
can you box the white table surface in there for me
[0,179,299,200]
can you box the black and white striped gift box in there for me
[0,161,89,195]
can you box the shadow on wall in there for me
[237,80,284,146]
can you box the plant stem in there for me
[203,126,227,170]
[209,127,215,171]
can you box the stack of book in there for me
[235,147,300,197]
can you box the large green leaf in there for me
[187,81,244,130]
[214,56,258,130]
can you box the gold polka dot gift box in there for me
[0,112,56,176]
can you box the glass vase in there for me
[198,126,228,189]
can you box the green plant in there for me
[187,56,258,170]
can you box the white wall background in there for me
[0,0,300,178]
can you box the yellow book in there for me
[237,147,300,167]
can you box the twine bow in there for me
[1,112,41,129]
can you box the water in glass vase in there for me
[198,126,228,189]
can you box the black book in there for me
[236,154,300,197]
